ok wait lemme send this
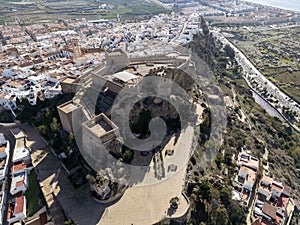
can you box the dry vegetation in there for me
[224,26,300,103]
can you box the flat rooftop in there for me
[11,172,26,192]
[88,118,113,137]
[13,147,30,162]
[12,162,31,173]
[84,113,118,138]
[15,195,25,214]
[16,138,25,149]
[239,165,257,184]
[62,77,77,84]
[10,128,26,139]
[58,101,79,114]
[112,71,139,83]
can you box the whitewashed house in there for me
[10,171,29,196]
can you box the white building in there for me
[44,85,62,99]
[12,138,30,163]
[10,171,29,196]
[0,92,17,110]
[2,69,15,78]
[27,74,48,85]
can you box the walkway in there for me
[20,124,109,225]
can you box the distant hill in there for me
[0,0,170,24]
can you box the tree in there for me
[121,149,134,163]
[38,124,47,136]
[170,196,179,209]
[130,109,152,138]
[68,132,75,145]
[227,200,246,225]
[86,174,96,184]
[16,97,21,107]
[212,205,228,225]
[50,117,60,132]
[198,180,211,201]
[45,107,51,119]
[200,16,209,36]
[224,44,235,61]
[199,108,211,144]
[215,153,224,170]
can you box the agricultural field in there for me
[0,0,170,24]
[223,26,300,103]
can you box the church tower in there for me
[71,39,82,58]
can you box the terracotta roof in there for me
[8,81,21,87]
[14,195,24,214]
[277,193,289,209]
[16,180,24,187]
[272,183,283,192]
[261,217,274,225]
[262,202,277,220]
[12,161,31,173]
[276,215,283,224]
[33,59,44,64]
[19,62,33,68]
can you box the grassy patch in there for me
[0,0,170,22]
[26,170,45,217]
[111,5,133,15]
